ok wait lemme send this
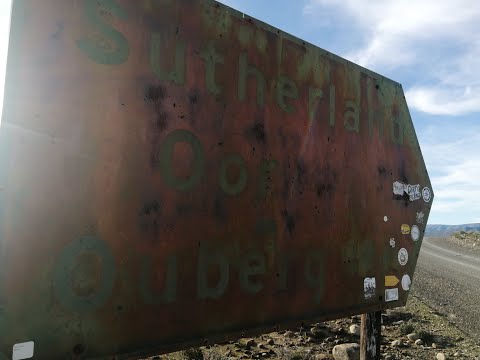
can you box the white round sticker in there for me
[422,187,431,202]
[411,225,420,242]
[402,274,411,291]
[398,248,408,266]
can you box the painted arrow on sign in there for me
[385,276,400,287]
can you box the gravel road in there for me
[412,236,480,343]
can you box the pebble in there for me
[414,339,424,346]
[454,353,460,357]
[284,331,295,338]
[391,340,402,347]
[437,353,446,360]
[332,343,360,360]
[266,338,275,346]
[245,339,256,347]
[407,333,420,341]
[349,325,360,336]
[432,343,438,349]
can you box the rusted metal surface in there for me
[0,0,433,358]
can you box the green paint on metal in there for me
[218,154,248,196]
[391,115,404,145]
[150,33,186,85]
[255,30,267,53]
[239,250,266,294]
[53,236,116,313]
[308,87,323,123]
[237,26,253,46]
[197,245,229,300]
[304,250,325,304]
[76,0,129,65]
[200,41,224,95]
[276,76,298,113]
[238,52,266,106]
[344,100,360,133]
[140,255,177,304]
[159,129,205,191]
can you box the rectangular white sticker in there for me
[12,341,34,360]
[385,288,399,302]
[364,277,376,299]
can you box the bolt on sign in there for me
[0,0,433,359]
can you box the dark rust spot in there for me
[246,123,266,144]
[73,344,85,355]
[144,85,166,103]
[155,112,168,132]
[282,210,295,236]
[316,183,334,198]
[377,165,387,177]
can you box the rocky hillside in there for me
[425,224,480,238]
[449,232,480,252]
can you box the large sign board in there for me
[0,0,433,358]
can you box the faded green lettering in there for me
[276,254,289,291]
[308,87,323,123]
[391,115,404,145]
[219,154,247,196]
[329,85,336,127]
[150,33,186,85]
[343,100,360,133]
[238,52,265,107]
[53,236,116,313]
[140,255,177,304]
[276,76,298,113]
[197,246,229,300]
[76,0,129,65]
[159,129,205,191]
[368,109,384,138]
[200,42,224,95]
[304,250,324,304]
[239,250,266,294]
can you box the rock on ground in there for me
[332,343,360,360]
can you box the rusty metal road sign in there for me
[0,0,433,359]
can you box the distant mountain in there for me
[425,223,480,237]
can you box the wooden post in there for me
[360,311,381,360]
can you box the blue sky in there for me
[0,0,479,225]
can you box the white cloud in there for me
[420,128,480,224]
[303,0,480,116]
[406,86,480,116]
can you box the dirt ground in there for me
[144,296,480,360]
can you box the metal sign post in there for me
[360,311,382,360]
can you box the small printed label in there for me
[393,181,421,201]
[416,212,425,224]
[385,288,399,302]
[402,275,412,291]
[398,248,409,266]
[411,225,420,242]
[12,342,34,360]
[422,187,431,203]
[401,224,411,235]
[364,277,376,300]
[389,238,396,248]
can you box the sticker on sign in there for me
[12,342,34,360]
[385,288,399,302]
